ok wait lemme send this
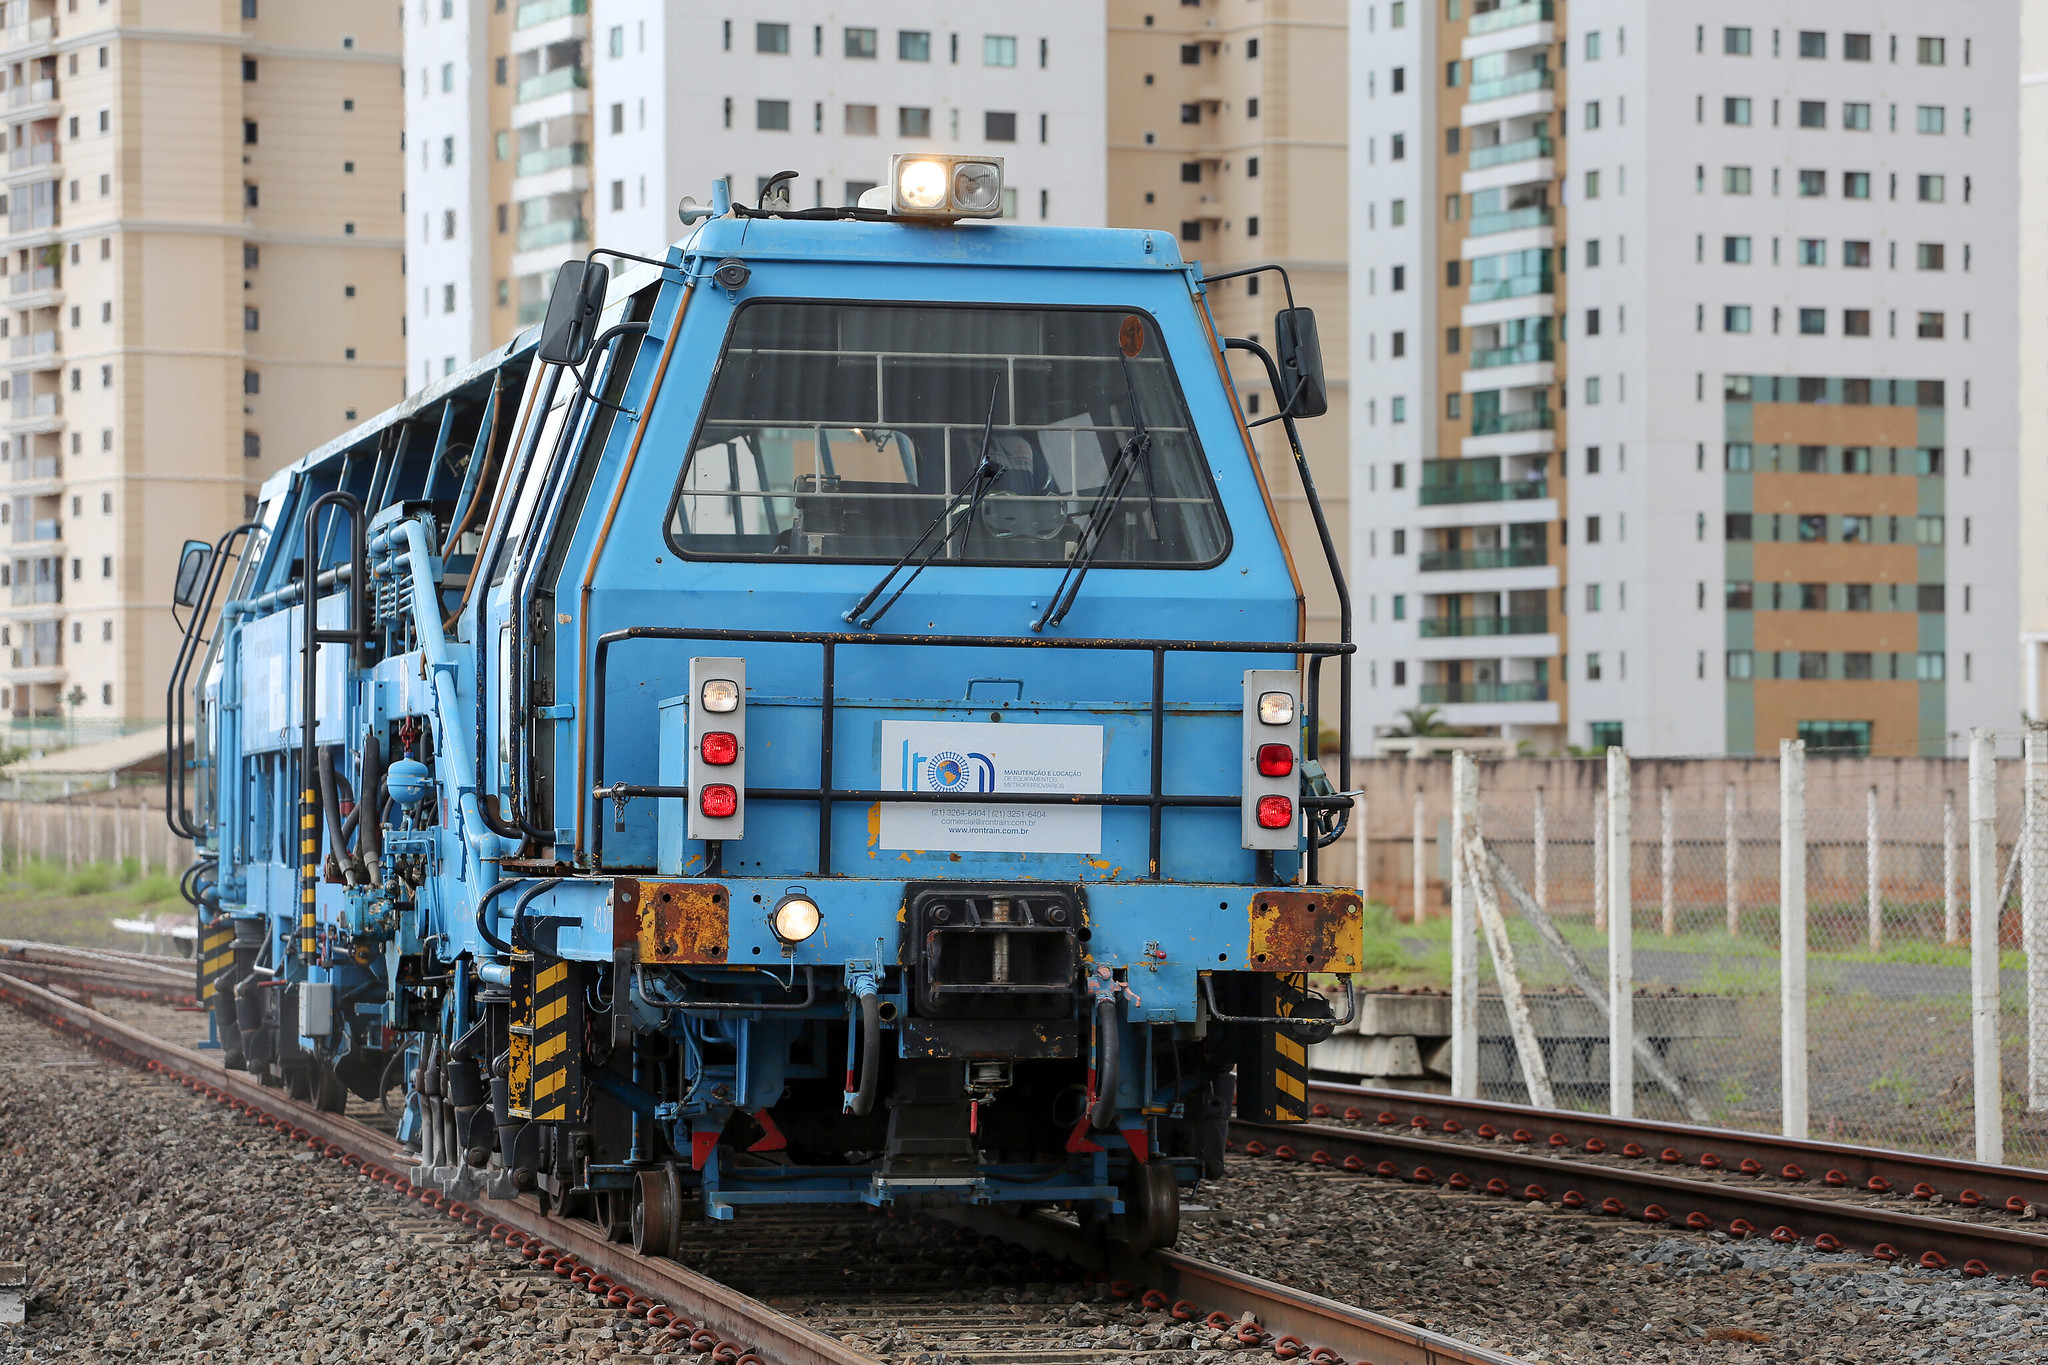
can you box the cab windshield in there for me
[666,301,1229,565]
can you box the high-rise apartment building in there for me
[1106,0,1350,661]
[1352,1,2016,756]
[0,0,403,735]
[2020,1,2048,719]
[406,1,1107,382]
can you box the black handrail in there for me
[164,521,262,839]
[297,491,369,961]
[584,626,1354,884]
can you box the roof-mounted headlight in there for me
[884,153,1005,219]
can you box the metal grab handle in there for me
[634,963,817,1014]
[1198,973,1356,1028]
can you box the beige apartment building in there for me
[1106,0,1350,666]
[0,0,403,740]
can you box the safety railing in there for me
[1468,206,1552,237]
[1419,680,1549,704]
[587,627,1355,885]
[1468,340,1553,370]
[1468,68,1552,104]
[1469,408,1552,437]
[1418,545,1546,572]
[1468,1,1552,36]
[1469,135,1553,170]
[1418,613,1549,638]
[1419,477,1547,505]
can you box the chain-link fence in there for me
[1327,740,2048,1167]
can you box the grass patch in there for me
[0,856,190,952]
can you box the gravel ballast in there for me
[1191,1155,2048,1363]
[0,1003,680,1364]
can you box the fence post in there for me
[1606,746,1633,1118]
[1450,752,1480,1099]
[1780,738,1808,1140]
[1724,783,1739,936]
[1533,785,1547,911]
[1944,789,1960,944]
[1592,790,1607,932]
[1968,727,2004,1165]
[1660,785,1676,937]
[63,802,73,871]
[2027,728,2048,1113]
[1866,784,1882,952]
[1412,788,1426,925]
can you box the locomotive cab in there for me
[170,160,1359,1255]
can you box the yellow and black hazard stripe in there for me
[529,957,583,1123]
[1222,971,1312,1124]
[198,921,236,1004]
[299,788,320,958]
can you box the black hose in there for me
[847,993,881,1117]
[473,877,520,954]
[358,729,385,871]
[316,746,358,886]
[1088,996,1121,1131]
[509,880,554,952]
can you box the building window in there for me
[1918,242,1946,270]
[1917,105,1947,135]
[1246,97,1259,118]
[983,34,1016,67]
[1844,102,1871,130]
[1725,513,1753,541]
[243,120,258,145]
[1798,101,1825,128]
[899,30,931,61]
[1918,37,1946,66]
[1845,33,1872,61]
[1246,215,1260,237]
[1798,31,1826,59]
[1844,171,1871,199]
[1724,27,1751,55]
[756,22,789,54]
[1181,44,1201,65]
[1918,312,1946,339]
[1918,174,1945,202]
[1796,238,1824,266]
[1724,305,1752,333]
[899,106,931,137]
[1723,166,1751,194]
[244,183,259,207]
[1844,240,1872,267]
[985,111,1017,142]
[845,104,878,136]
[1844,309,1872,337]
[1723,235,1751,263]
[1179,220,1201,242]
[1798,308,1825,335]
[1586,653,1604,682]
[1796,169,1825,197]
[242,57,257,81]
[757,100,790,132]
[1723,97,1751,126]
[1180,103,1200,125]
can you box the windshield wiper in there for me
[1030,353,1157,633]
[843,380,1003,631]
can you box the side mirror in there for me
[172,539,213,609]
[536,259,611,367]
[1273,307,1329,419]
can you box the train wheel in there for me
[631,1166,679,1257]
[599,1189,633,1243]
[285,1067,313,1103]
[1115,1160,1181,1254]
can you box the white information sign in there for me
[879,720,1104,854]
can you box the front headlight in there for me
[1258,691,1296,726]
[701,678,740,713]
[888,152,1005,219]
[771,893,822,944]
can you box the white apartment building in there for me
[1351,1,2017,757]
[2021,1,2048,718]
[405,1,1107,379]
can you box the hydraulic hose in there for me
[472,877,519,954]
[1088,996,1121,1131]
[509,879,555,953]
[316,745,360,887]
[846,993,881,1118]
[358,729,385,882]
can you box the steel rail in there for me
[0,960,196,1007]
[937,1205,1526,1365]
[1,939,195,980]
[1231,1117,2048,1284]
[0,969,868,1365]
[1304,1080,2048,1217]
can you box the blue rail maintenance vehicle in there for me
[168,155,1360,1254]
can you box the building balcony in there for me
[3,17,56,50]
[7,266,59,300]
[1468,339,1553,370]
[516,217,588,252]
[1470,408,1552,438]
[1469,1,1553,37]
[10,579,60,606]
[515,142,588,177]
[1420,476,1548,506]
[1469,274,1553,306]
[8,392,58,422]
[1468,135,1552,171]
[7,330,55,360]
[515,0,587,27]
[10,517,60,544]
[1468,68,1552,104]
[5,141,54,172]
[9,453,57,484]
[1467,206,1553,238]
[7,78,57,111]
[1420,680,1550,705]
[1418,613,1549,639]
[515,66,587,104]
[1419,545,1547,572]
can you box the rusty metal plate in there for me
[1248,889,1364,973]
[619,878,731,964]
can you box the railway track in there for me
[0,956,1522,1365]
[0,939,199,1007]
[1217,1079,2048,1285]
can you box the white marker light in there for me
[950,161,1002,214]
[701,678,740,713]
[771,894,822,944]
[1258,691,1296,726]
[897,158,949,210]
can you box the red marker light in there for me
[700,731,738,766]
[1256,743,1294,777]
[1255,795,1294,829]
[699,784,738,818]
